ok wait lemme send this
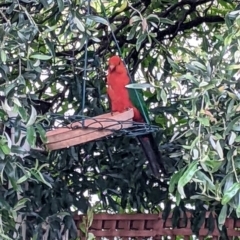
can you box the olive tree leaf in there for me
[177,161,199,198]
[218,205,228,230]
[26,105,37,127]
[221,183,240,205]
[26,125,36,147]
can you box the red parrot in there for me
[107,55,165,176]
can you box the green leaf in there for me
[79,222,86,234]
[169,168,185,193]
[130,16,141,24]
[5,82,17,97]
[26,125,36,147]
[183,136,200,150]
[236,203,240,218]
[160,89,167,104]
[30,54,52,60]
[146,14,159,23]
[0,233,13,240]
[0,144,10,155]
[87,207,94,226]
[127,25,137,40]
[229,131,236,145]
[45,38,56,58]
[159,17,175,25]
[223,174,234,193]
[191,61,207,71]
[198,117,210,126]
[204,159,223,173]
[175,191,181,206]
[167,57,181,72]
[16,171,31,184]
[31,170,52,188]
[228,10,240,19]
[91,36,101,43]
[87,233,95,240]
[225,115,240,135]
[224,33,233,46]
[77,35,87,51]
[227,64,240,70]
[57,0,64,12]
[18,106,28,122]
[136,33,146,51]
[0,109,8,121]
[36,124,47,143]
[218,205,228,230]
[13,198,29,211]
[222,183,240,205]
[26,105,37,127]
[179,73,198,85]
[39,0,50,8]
[195,171,215,190]
[0,49,7,63]
[9,177,21,191]
[12,97,22,107]
[177,161,199,198]
[215,140,224,159]
[206,61,212,76]
[73,17,85,32]
[125,83,152,89]
[88,15,109,26]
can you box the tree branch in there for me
[128,15,224,75]
[160,0,215,17]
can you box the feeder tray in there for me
[46,109,134,150]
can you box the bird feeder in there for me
[46,109,134,150]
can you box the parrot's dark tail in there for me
[137,134,166,177]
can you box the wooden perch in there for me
[46,109,134,150]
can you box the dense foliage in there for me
[0,0,239,239]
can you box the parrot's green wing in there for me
[128,88,166,176]
[128,88,151,123]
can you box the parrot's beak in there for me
[109,65,115,71]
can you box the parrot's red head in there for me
[108,55,122,71]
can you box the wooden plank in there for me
[46,111,125,136]
[46,109,134,150]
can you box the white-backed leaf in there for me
[57,0,64,12]
[129,16,141,25]
[229,131,236,145]
[209,135,216,149]
[30,54,52,60]
[160,88,167,104]
[12,97,22,107]
[177,161,199,198]
[216,140,224,159]
[146,14,159,23]
[218,205,228,231]
[159,17,175,25]
[88,15,109,26]
[125,83,153,89]
[4,132,12,151]
[2,99,12,112]
[26,106,37,127]
[26,125,36,147]
[73,17,85,32]
[1,50,6,63]
[191,61,207,71]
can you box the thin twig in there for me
[0,9,10,25]
[232,153,239,183]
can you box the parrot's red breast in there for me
[107,55,142,121]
